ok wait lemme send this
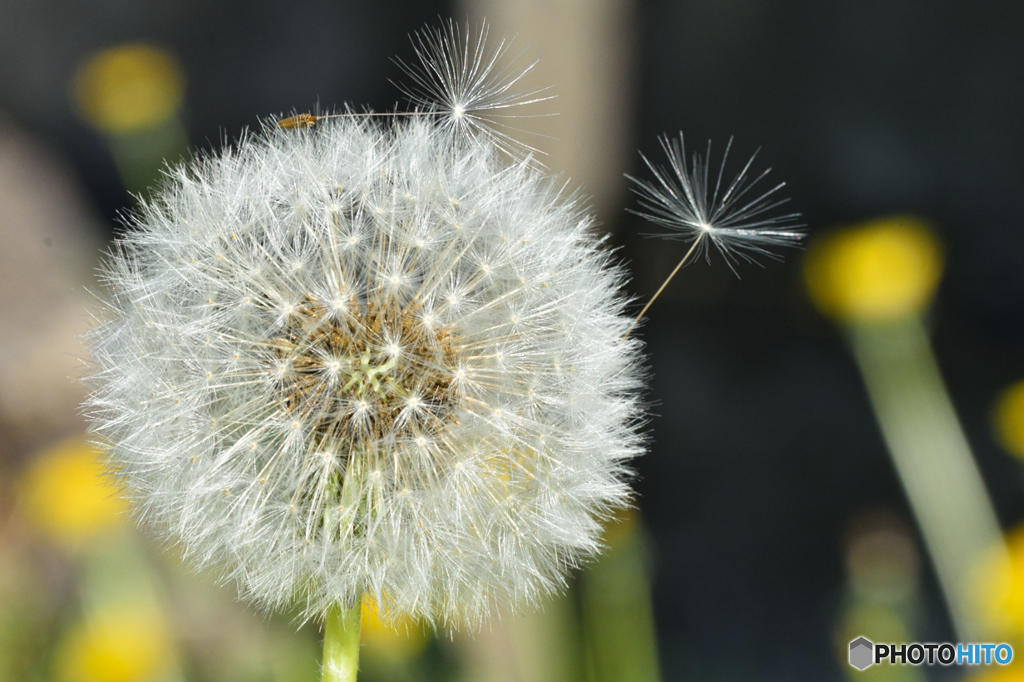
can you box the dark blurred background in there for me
[2,1,1023,681]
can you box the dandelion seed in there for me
[393,19,554,159]
[629,133,803,265]
[624,133,804,332]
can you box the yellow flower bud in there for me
[804,216,943,323]
[995,380,1024,460]
[360,595,428,659]
[965,667,1024,682]
[56,610,173,682]
[20,436,125,545]
[971,525,1024,642]
[73,44,184,134]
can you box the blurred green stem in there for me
[849,316,1006,640]
[106,115,190,199]
[323,600,361,682]
[580,517,661,682]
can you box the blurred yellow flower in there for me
[56,610,173,682]
[968,664,1024,682]
[973,524,1024,641]
[73,44,185,133]
[995,380,1024,460]
[20,436,125,545]
[804,216,943,323]
[360,595,428,659]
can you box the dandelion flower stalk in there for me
[848,316,1004,640]
[323,600,361,682]
[805,217,1006,640]
[580,512,661,682]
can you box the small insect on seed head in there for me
[277,113,320,129]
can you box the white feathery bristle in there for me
[627,133,804,271]
[85,115,645,629]
[393,19,554,160]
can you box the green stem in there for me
[322,600,361,682]
[849,316,1006,640]
[581,517,662,682]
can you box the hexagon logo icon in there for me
[849,637,874,670]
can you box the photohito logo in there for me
[849,637,1013,670]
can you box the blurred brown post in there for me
[457,0,637,225]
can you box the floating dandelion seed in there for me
[393,19,554,159]
[85,112,645,629]
[623,134,803,333]
[628,133,803,269]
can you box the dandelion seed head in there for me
[86,114,644,628]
